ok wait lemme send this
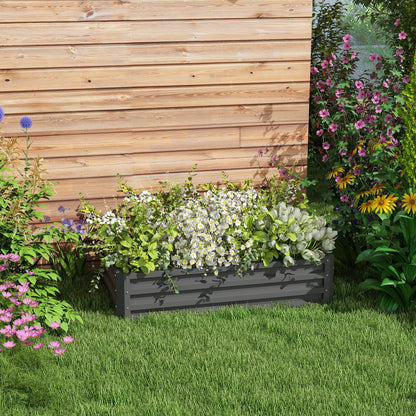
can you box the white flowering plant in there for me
[81,175,337,280]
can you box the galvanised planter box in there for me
[104,255,334,318]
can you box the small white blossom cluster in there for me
[86,211,126,236]
[124,190,156,204]
[162,188,259,274]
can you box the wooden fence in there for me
[0,0,312,222]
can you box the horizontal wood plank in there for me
[1,104,309,135]
[1,41,310,69]
[0,1,313,23]
[240,124,309,147]
[0,83,309,114]
[0,19,312,46]
[41,145,307,180]
[0,62,310,92]
[40,165,308,205]
[16,128,240,158]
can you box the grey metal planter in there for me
[103,255,334,318]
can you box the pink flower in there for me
[340,195,349,202]
[342,56,349,64]
[371,95,379,104]
[375,105,382,113]
[322,142,330,150]
[322,155,328,162]
[326,78,332,86]
[394,18,400,26]
[318,109,330,118]
[49,341,61,349]
[339,149,347,156]
[49,322,61,330]
[3,341,16,349]
[310,66,319,74]
[63,336,74,344]
[358,148,366,156]
[343,43,351,51]
[328,122,338,133]
[354,120,365,129]
[396,49,404,56]
[316,129,324,137]
[369,54,377,62]
[335,89,343,98]
[351,52,357,60]
[399,32,407,40]
[403,76,410,83]
[33,343,44,350]
[321,60,329,69]
[25,270,35,276]
[343,34,352,42]
[54,347,66,356]
[355,81,364,89]
[257,149,263,157]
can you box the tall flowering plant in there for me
[310,24,411,233]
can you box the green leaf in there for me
[286,233,297,242]
[253,231,268,243]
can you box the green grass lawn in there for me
[2,269,416,416]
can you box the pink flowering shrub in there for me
[0,257,74,356]
[0,255,75,355]
[310,23,411,235]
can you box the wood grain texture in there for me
[2,0,312,220]
[0,83,309,113]
[0,1,313,23]
[1,104,309,135]
[0,19,312,46]
[42,145,307,180]
[0,62,310,92]
[1,41,310,69]
[41,165,308,205]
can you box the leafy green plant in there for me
[356,210,416,312]
[0,108,82,328]
[398,50,416,187]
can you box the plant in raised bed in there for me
[81,173,337,316]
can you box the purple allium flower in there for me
[399,32,407,40]
[20,116,33,129]
[0,107,4,122]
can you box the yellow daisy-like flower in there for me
[355,190,372,200]
[352,140,365,156]
[336,174,355,190]
[359,200,375,213]
[370,183,386,195]
[372,194,397,215]
[328,167,345,179]
[402,192,416,215]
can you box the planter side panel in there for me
[105,255,333,317]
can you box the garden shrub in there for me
[0,108,82,329]
[398,50,416,187]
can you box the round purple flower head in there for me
[20,116,33,129]
[0,107,4,122]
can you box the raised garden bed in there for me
[103,254,334,318]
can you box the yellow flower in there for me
[359,200,374,213]
[328,167,345,179]
[336,174,355,190]
[370,183,386,195]
[352,140,365,156]
[372,194,397,215]
[402,192,416,215]
[355,190,371,200]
